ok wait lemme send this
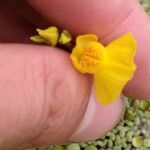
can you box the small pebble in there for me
[134,116,141,125]
[125,107,136,121]
[124,97,131,108]
[144,111,150,118]
[96,140,104,147]
[138,110,145,117]
[125,120,134,127]
[79,142,87,148]
[135,129,141,136]
[114,135,122,145]
[110,133,116,141]
[122,142,128,148]
[92,141,97,146]
[113,146,121,150]
[87,141,93,144]
[120,130,126,137]
[132,136,143,148]
[142,117,147,123]
[126,130,135,142]
[143,139,150,147]
[118,120,125,126]
[133,126,138,130]
[133,100,140,109]
[112,129,118,134]
[116,125,123,131]
[102,140,108,147]
[52,146,65,150]
[67,143,80,150]
[105,132,116,141]
[84,145,97,150]
[107,140,113,148]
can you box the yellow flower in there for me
[36,26,59,46]
[71,33,137,105]
[30,26,72,46]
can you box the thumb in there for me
[27,0,150,99]
[0,44,124,150]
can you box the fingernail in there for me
[70,88,124,142]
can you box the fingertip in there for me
[27,0,136,37]
[70,88,124,142]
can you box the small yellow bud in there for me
[37,26,59,46]
[30,35,46,43]
[59,29,72,45]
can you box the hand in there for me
[0,0,149,149]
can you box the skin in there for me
[0,0,149,149]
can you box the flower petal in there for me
[72,34,98,58]
[106,32,137,65]
[71,41,106,73]
[71,34,98,73]
[94,66,119,105]
[93,33,137,105]
[94,61,136,105]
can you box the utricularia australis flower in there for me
[31,26,137,106]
